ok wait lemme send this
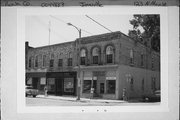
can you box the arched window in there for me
[67,52,73,66]
[92,47,99,64]
[80,49,86,65]
[106,46,114,63]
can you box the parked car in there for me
[142,90,161,102]
[25,86,39,97]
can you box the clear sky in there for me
[25,15,134,47]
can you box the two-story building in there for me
[25,31,160,100]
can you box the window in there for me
[130,78,134,91]
[83,80,96,93]
[64,78,74,93]
[80,49,86,65]
[141,54,144,66]
[35,56,38,68]
[49,54,54,67]
[106,46,113,63]
[68,52,72,66]
[58,59,63,67]
[28,57,32,68]
[42,55,46,67]
[130,49,134,64]
[141,78,144,91]
[92,47,99,64]
[106,80,115,94]
[152,56,154,69]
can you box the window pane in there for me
[29,58,31,68]
[42,55,46,67]
[58,59,63,67]
[83,80,91,93]
[64,78,74,93]
[107,54,113,63]
[68,58,72,66]
[107,80,115,93]
[80,57,85,65]
[93,56,98,64]
[50,59,54,67]
[80,49,86,57]
[35,56,38,67]
[106,46,113,55]
[92,47,99,56]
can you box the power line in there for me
[85,15,113,33]
[50,15,93,35]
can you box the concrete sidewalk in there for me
[36,95,126,103]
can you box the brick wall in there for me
[26,31,160,72]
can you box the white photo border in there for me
[16,6,169,113]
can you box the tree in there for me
[128,15,160,52]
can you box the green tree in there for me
[128,15,160,52]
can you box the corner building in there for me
[26,31,160,100]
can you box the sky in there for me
[26,15,134,47]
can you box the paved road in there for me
[26,97,124,106]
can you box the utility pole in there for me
[48,21,51,45]
[67,23,81,100]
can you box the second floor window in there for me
[130,49,134,65]
[35,56,38,68]
[106,46,113,64]
[50,54,54,68]
[58,59,63,67]
[68,52,72,66]
[92,47,99,64]
[28,58,32,68]
[42,55,46,67]
[80,49,86,65]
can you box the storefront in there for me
[26,72,77,96]
[82,70,117,99]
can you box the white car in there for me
[25,86,39,97]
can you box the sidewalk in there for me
[36,95,126,103]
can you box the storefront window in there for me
[64,78,74,92]
[47,78,55,92]
[106,80,115,94]
[83,80,96,93]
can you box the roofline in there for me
[28,40,75,49]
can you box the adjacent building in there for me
[25,31,160,100]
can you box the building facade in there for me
[25,31,160,100]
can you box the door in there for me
[55,78,63,95]
[100,83,104,94]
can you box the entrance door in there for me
[100,83,104,94]
[55,78,63,95]
[32,77,39,89]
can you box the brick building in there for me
[25,31,160,100]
